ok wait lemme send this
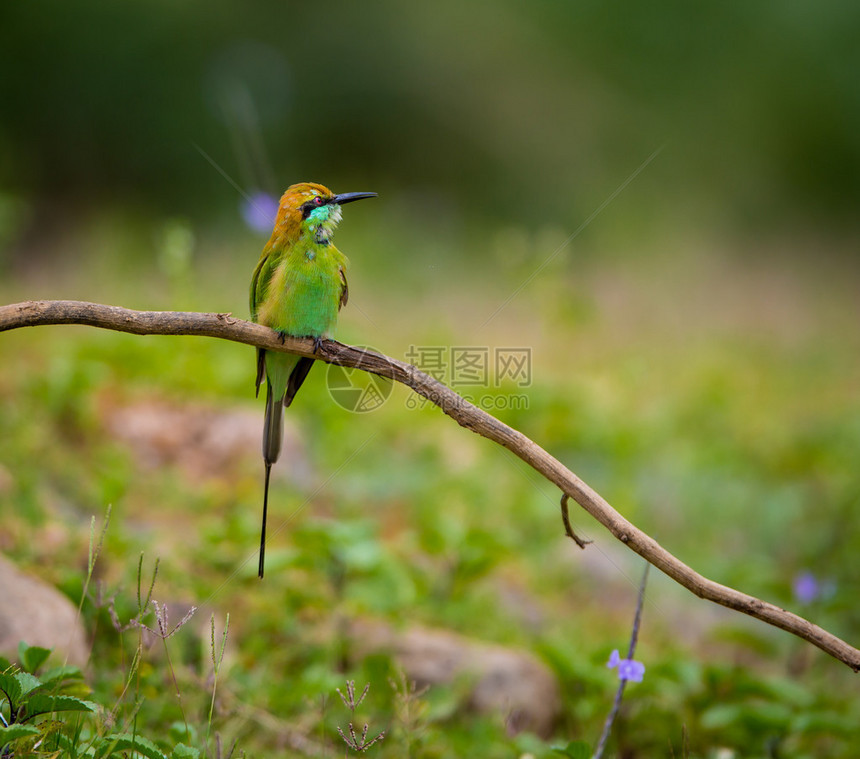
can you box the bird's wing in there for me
[339,266,349,309]
[251,249,280,396]
[250,250,270,320]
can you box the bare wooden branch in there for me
[2,299,858,672]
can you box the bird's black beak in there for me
[331,192,377,205]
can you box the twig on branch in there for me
[561,494,591,549]
[1,299,858,672]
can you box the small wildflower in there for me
[617,658,645,683]
[241,191,279,234]
[793,571,836,605]
[793,571,819,604]
[607,649,645,683]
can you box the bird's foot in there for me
[312,336,323,354]
[277,330,287,344]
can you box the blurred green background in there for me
[1,1,859,757]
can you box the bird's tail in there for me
[259,461,272,578]
[259,380,284,578]
[263,378,285,466]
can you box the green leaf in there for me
[14,671,42,697]
[169,721,198,745]
[699,703,745,729]
[700,700,793,732]
[54,732,80,752]
[39,664,85,687]
[792,709,860,735]
[0,723,41,743]
[23,694,98,719]
[551,740,591,758]
[0,672,23,706]
[102,732,170,759]
[18,642,52,674]
[171,744,201,759]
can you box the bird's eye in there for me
[313,196,325,206]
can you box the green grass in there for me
[1,218,859,757]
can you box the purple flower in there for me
[792,571,837,605]
[607,649,645,683]
[241,191,279,234]
[793,571,819,604]
[618,659,645,682]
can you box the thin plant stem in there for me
[593,563,650,759]
[68,505,112,669]
[207,612,230,749]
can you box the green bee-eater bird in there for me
[250,182,376,578]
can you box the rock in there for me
[0,553,89,667]
[100,397,312,486]
[348,619,561,737]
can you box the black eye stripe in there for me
[301,196,330,218]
